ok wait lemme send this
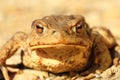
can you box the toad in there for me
[0,15,116,76]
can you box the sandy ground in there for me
[0,0,120,80]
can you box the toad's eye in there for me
[73,24,83,33]
[35,24,44,33]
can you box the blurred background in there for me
[0,0,120,47]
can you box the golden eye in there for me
[73,24,83,33]
[76,25,82,33]
[35,24,44,33]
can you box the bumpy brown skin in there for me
[0,15,114,74]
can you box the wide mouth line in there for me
[30,44,85,50]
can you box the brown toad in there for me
[0,15,116,75]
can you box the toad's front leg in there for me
[0,32,27,80]
[0,32,27,65]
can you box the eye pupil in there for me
[36,25,41,28]
[76,25,82,33]
[36,25,44,33]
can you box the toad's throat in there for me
[31,44,89,61]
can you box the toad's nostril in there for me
[52,30,56,34]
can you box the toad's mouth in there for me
[30,44,86,50]
[30,44,88,60]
